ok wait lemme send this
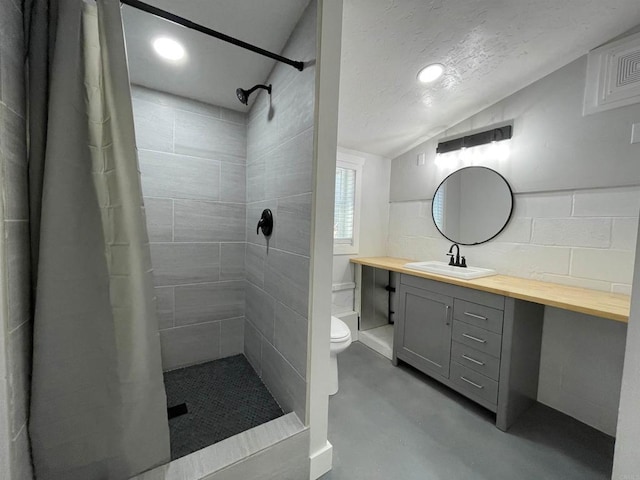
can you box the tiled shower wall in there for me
[132,86,247,371]
[0,0,33,477]
[244,0,317,422]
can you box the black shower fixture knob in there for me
[257,209,273,237]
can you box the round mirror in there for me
[432,166,513,245]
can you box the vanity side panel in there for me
[496,298,545,431]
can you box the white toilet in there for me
[329,316,352,395]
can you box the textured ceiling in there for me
[338,0,640,158]
[122,0,309,112]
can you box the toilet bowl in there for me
[329,316,352,395]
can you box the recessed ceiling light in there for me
[153,37,185,61]
[417,63,444,83]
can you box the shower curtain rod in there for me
[120,0,305,71]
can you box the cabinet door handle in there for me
[445,305,450,325]
[464,312,487,321]
[460,376,484,389]
[462,354,485,366]
[462,333,486,344]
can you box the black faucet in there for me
[447,244,467,268]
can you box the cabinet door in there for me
[396,284,453,378]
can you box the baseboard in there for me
[309,441,333,479]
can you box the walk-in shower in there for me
[121,0,318,473]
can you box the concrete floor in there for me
[321,342,614,480]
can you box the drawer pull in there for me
[462,354,485,366]
[462,333,486,344]
[460,376,484,389]
[464,312,487,321]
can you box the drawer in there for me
[450,362,499,405]
[452,320,502,358]
[451,341,500,381]
[399,274,505,310]
[454,299,504,334]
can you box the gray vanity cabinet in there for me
[395,285,453,378]
[393,273,545,431]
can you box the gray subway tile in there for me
[132,97,174,152]
[274,302,308,379]
[144,198,173,242]
[220,243,245,280]
[246,108,278,163]
[150,243,219,286]
[8,321,31,437]
[245,282,275,342]
[220,317,245,358]
[132,85,221,118]
[266,128,313,199]
[139,150,220,201]
[274,194,311,256]
[160,322,221,371]
[220,107,246,125]
[245,243,266,287]
[154,287,174,330]
[246,156,266,203]
[174,200,245,242]
[174,110,246,159]
[244,319,263,376]
[220,162,246,203]
[261,339,306,421]
[174,281,245,326]
[246,201,272,248]
[264,249,309,317]
[7,221,30,331]
[208,427,310,480]
[275,67,315,144]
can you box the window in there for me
[334,153,363,254]
[433,184,445,231]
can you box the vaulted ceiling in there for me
[338,0,640,158]
[122,1,640,159]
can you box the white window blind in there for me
[334,166,356,244]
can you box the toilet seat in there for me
[331,316,351,342]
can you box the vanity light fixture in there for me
[152,37,185,61]
[417,63,444,83]
[436,125,512,154]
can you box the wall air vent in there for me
[584,30,640,115]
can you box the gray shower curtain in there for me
[26,0,171,478]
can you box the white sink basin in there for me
[403,261,497,280]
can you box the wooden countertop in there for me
[350,257,631,323]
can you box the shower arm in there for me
[120,0,305,72]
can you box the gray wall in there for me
[387,48,640,435]
[132,86,247,371]
[0,0,34,477]
[390,55,640,201]
[244,0,317,422]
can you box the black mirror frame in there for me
[431,166,514,246]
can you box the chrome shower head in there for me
[235,84,272,105]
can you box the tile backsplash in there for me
[388,186,639,294]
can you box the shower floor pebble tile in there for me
[164,354,284,459]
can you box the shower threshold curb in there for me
[131,412,308,480]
